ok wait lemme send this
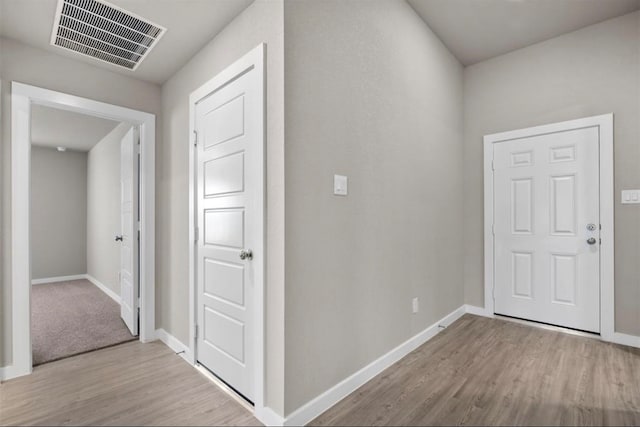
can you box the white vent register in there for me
[51,0,166,70]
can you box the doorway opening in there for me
[483,114,614,340]
[9,82,156,379]
[29,105,140,365]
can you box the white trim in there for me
[483,114,615,341]
[255,407,286,427]
[9,82,156,380]
[85,274,121,304]
[0,365,23,382]
[464,304,493,318]
[612,332,640,349]
[283,306,467,427]
[466,305,640,349]
[187,44,266,418]
[31,274,86,285]
[154,328,193,364]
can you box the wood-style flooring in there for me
[312,314,640,426]
[1,315,639,426]
[0,341,260,426]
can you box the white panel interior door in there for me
[195,64,261,401]
[493,127,600,333]
[120,126,139,336]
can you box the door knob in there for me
[587,237,597,245]
[239,249,253,260]
[115,235,123,242]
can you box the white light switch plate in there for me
[621,189,640,204]
[334,174,348,196]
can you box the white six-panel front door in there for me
[195,65,260,401]
[493,126,600,333]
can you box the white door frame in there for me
[9,82,156,380]
[483,113,614,341]
[187,44,266,415]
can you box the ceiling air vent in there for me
[50,0,166,70]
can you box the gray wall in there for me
[283,0,464,414]
[87,123,131,295]
[0,36,161,367]
[30,147,87,280]
[160,0,285,414]
[463,11,640,335]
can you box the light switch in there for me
[621,190,640,204]
[334,174,348,196]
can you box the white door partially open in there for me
[119,126,139,336]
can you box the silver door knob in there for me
[239,249,253,260]
[587,237,597,245]
[115,235,123,242]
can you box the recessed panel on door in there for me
[551,254,577,305]
[204,95,245,148]
[550,145,576,163]
[550,175,577,235]
[203,308,245,364]
[512,252,533,298]
[512,178,533,234]
[204,258,245,306]
[204,209,244,248]
[204,152,245,197]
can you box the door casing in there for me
[187,44,266,415]
[483,114,614,341]
[8,82,156,380]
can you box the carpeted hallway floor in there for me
[32,279,136,365]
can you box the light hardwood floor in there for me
[312,314,640,426]
[0,341,260,426]
[1,315,639,426]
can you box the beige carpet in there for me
[32,279,136,366]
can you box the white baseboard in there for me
[154,328,193,364]
[85,274,121,305]
[283,305,466,427]
[0,364,30,382]
[464,304,493,317]
[31,274,86,285]
[464,304,640,349]
[255,407,285,426]
[612,332,640,349]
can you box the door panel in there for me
[120,126,138,336]
[493,126,600,333]
[195,64,260,402]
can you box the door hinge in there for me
[137,229,140,241]
[193,130,198,146]
[194,226,199,242]
[491,160,495,171]
[194,325,198,340]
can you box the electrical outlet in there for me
[412,297,419,314]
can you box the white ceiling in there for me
[408,0,640,65]
[31,105,121,152]
[0,0,254,84]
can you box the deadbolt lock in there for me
[586,223,597,231]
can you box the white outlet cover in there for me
[334,174,348,196]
